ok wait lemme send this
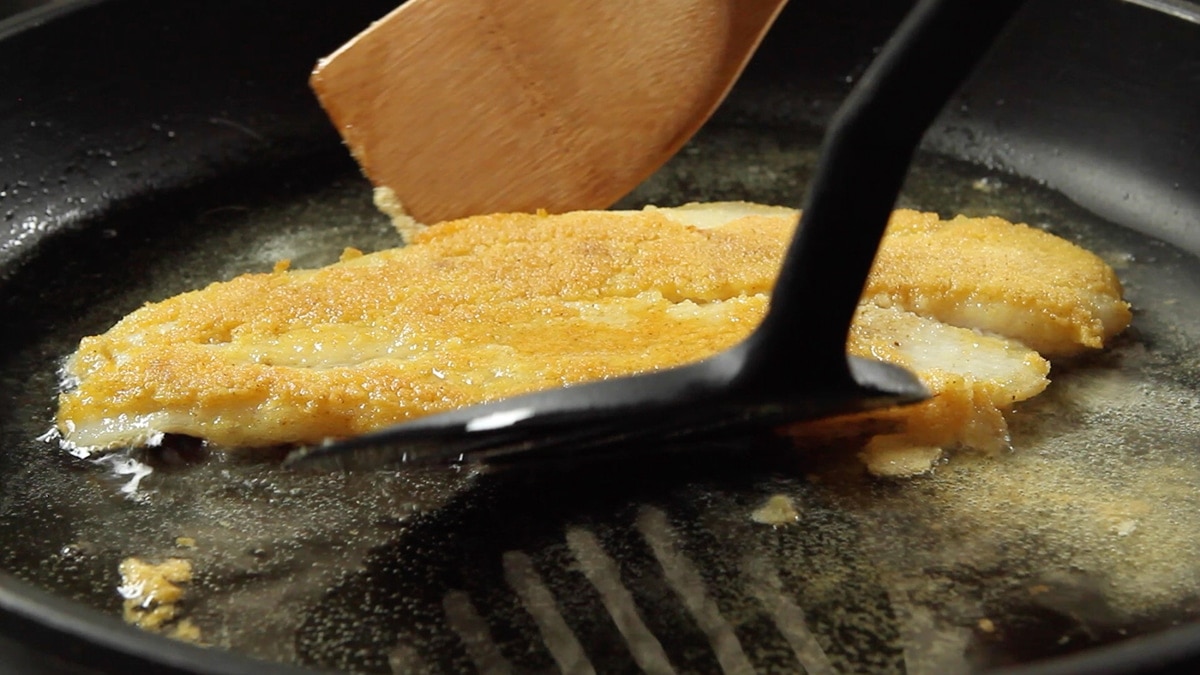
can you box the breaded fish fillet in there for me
[55,205,1128,457]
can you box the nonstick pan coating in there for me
[2,0,1199,673]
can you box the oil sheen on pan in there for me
[1,127,1198,671]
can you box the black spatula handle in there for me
[743,0,1028,390]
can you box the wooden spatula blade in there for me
[311,0,786,224]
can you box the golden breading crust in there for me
[55,207,1128,453]
[866,212,1131,356]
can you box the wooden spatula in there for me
[310,0,788,224]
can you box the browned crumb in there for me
[751,494,801,526]
[118,557,200,642]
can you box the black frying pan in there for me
[2,0,1199,673]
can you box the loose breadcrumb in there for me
[118,557,200,642]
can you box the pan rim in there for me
[0,569,314,674]
[1,0,1198,672]
[0,0,103,42]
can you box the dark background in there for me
[0,1,46,20]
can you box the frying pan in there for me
[1,0,1199,673]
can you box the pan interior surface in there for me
[1,114,1199,673]
[2,0,1199,671]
